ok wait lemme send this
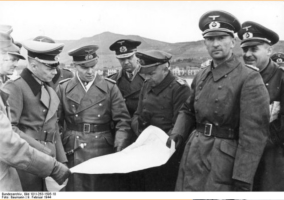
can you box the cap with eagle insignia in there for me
[22,36,64,65]
[109,39,141,59]
[271,52,284,64]
[136,50,172,74]
[238,21,279,48]
[246,64,259,71]
[199,10,241,38]
[68,45,99,67]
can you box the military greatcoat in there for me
[3,68,67,191]
[131,71,191,191]
[253,60,284,191]
[173,55,270,191]
[57,74,132,191]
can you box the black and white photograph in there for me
[0,1,284,199]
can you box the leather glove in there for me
[50,161,71,185]
[138,112,152,131]
[166,134,183,149]
[232,179,251,191]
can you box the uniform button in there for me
[76,136,79,139]
[215,122,219,126]
[224,74,228,78]
[95,135,98,138]
[72,105,75,107]
[43,109,46,112]
[199,86,202,90]
[75,114,78,117]
[99,103,102,106]
[214,111,218,114]
[218,86,222,89]
[44,131,47,133]
[98,114,101,117]
[266,83,269,86]
[215,99,219,102]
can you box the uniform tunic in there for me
[0,89,56,191]
[253,60,284,191]
[3,68,67,191]
[108,68,144,117]
[173,55,270,191]
[57,74,132,191]
[131,71,191,191]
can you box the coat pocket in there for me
[102,131,114,146]
[219,140,237,158]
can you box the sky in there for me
[1,1,284,43]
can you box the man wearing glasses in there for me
[4,38,68,191]
[57,45,132,191]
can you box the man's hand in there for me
[50,161,71,185]
[166,134,183,149]
[232,179,251,191]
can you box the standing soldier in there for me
[57,45,133,191]
[108,39,145,191]
[238,22,284,191]
[168,10,270,191]
[271,52,284,66]
[131,50,191,191]
[4,38,68,191]
[108,39,144,117]
[0,25,70,192]
[32,36,74,90]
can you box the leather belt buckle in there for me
[204,123,212,137]
[83,123,91,133]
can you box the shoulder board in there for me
[279,66,284,71]
[107,73,118,78]
[59,78,72,84]
[8,76,21,82]
[104,77,116,84]
[176,78,186,85]
[246,64,259,71]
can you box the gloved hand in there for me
[50,161,71,185]
[232,179,251,191]
[166,133,183,149]
[138,112,152,131]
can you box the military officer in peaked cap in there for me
[3,38,69,191]
[131,50,191,191]
[238,21,284,191]
[57,45,133,191]
[108,39,145,191]
[0,25,25,87]
[168,10,270,191]
[0,25,70,191]
[33,36,74,90]
[109,39,145,117]
[271,52,284,66]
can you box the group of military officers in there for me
[0,9,284,192]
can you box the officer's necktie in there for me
[41,84,50,108]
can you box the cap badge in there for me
[277,58,283,63]
[117,41,125,45]
[209,21,220,29]
[242,26,252,31]
[209,15,220,20]
[85,54,93,60]
[120,46,127,53]
[243,32,253,39]
[54,55,59,61]
[85,49,94,54]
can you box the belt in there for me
[67,123,110,133]
[196,122,237,139]
[24,129,56,142]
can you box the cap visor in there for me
[240,41,264,48]
[116,52,135,59]
[8,52,26,60]
[140,65,158,74]
[204,31,231,37]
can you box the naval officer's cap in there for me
[68,45,99,67]
[271,52,284,64]
[238,21,279,48]
[109,39,141,59]
[136,50,172,74]
[22,36,64,67]
[0,25,25,60]
[199,10,241,38]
